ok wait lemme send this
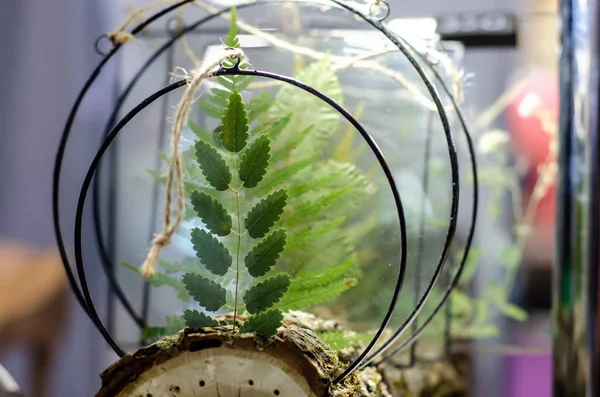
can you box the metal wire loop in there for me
[369,0,391,21]
[94,34,112,56]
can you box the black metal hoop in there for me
[363,37,479,364]
[51,0,471,384]
[93,1,462,370]
[69,65,409,378]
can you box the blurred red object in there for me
[506,69,558,263]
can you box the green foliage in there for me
[245,229,287,277]
[190,228,232,276]
[141,315,185,340]
[318,331,371,350]
[276,277,357,311]
[220,90,249,153]
[239,308,284,339]
[139,14,372,342]
[195,140,231,191]
[239,135,271,188]
[183,273,227,311]
[244,189,288,238]
[191,190,232,236]
[183,310,219,328]
[488,283,528,322]
[244,273,291,314]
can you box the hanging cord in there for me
[139,46,244,278]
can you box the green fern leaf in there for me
[252,113,292,139]
[257,154,318,194]
[289,185,353,225]
[198,100,225,119]
[183,273,227,311]
[270,56,343,156]
[122,262,192,301]
[275,277,357,311]
[190,190,232,236]
[285,216,346,251]
[271,124,314,163]
[245,189,288,238]
[245,229,287,277]
[194,140,232,191]
[188,120,214,142]
[248,93,275,121]
[243,273,291,314]
[183,310,219,328]
[207,88,230,107]
[220,90,249,153]
[190,228,232,276]
[141,315,185,340]
[239,308,283,339]
[224,6,239,48]
[318,331,371,350]
[294,258,356,288]
[239,135,271,188]
[287,172,340,198]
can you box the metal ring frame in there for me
[52,0,476,384]
[96,0,466,357]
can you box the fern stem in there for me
[232,152,242,335]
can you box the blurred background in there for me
[0,0,556,396]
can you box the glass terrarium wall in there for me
[101,1,467,359]
[82,2,555,397]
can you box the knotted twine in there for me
[139,47,245,278]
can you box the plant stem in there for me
[232,152,242,335]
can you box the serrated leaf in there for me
[188,119,214,141]
[245,189,288,238]
[224,6,239,48]
[270,56,342,156]
[257,154,318,194]
[198,99,225,119]
[290,185,353,224]
[248,92,275,121]
[245,229,287,277]
[275,277,357,311]
[122,262,192,301]
[267,113,292,140]
[294,258,356,288]
[271,124,314,163]
[243,273,291,314]
[285,216,346,251]
[287,172,340,198]
[239,308,283,339]
[195,140,232,191]
[190,190,232,236]
[239,135,271,188]
[220,90,249,153]
[183,310,219,328]
[190,228,232,276]
[183,273,227,311]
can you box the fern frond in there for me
[141,315,185,340]
[285,216,346,252]
[256,154,319,194]
[288,185,353,225]
[294,258,357,288]
[275,277,357,311]
[333,101,365,161]
[318,331,371,350]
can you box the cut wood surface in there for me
[97,312,467,397]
